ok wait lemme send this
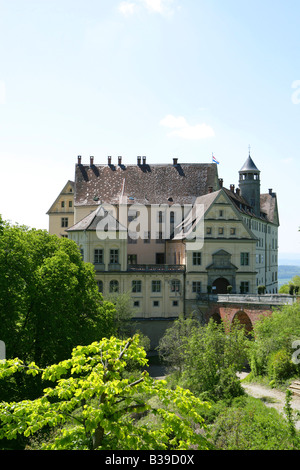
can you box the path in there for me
[238,372,300,430]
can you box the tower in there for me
[238,153,261,217]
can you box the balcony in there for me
[94,263,105,272]
[127,264,186,273]
[108,263,121,272]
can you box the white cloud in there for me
[160,114,188,129]
[0,81,6,105]
[118,1,136,16]
[160,114,215,140]
[118,0,176,17]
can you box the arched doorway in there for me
[212,277,230,294]
[232,311,253,334]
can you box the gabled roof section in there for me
[67,206,127,232]
[74,161,220,206]
[260,192,280,226]
[47,180,74,214]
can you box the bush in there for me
[209,396,299,450]
[267,349,296,383]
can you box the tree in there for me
[248,303,300,382]
[0,221,116,369]
[157,315,200,374]
[181,319,248,400]
[279,276,300,295]
[0,336,211,450]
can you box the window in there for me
[230,228,236,236]
[240,282,250,293]
[80,248,84,260]
[153,300,160,307]
[110,249,119,264]
[61,201,65,208]
[128,254,137,265]
[133,301,140,307]
[61,217,68,228]
[69,201,72,208]
[206,227,212,235]
[132,280,142,293]
[152,280,161,293]
[218,227,224,235]
[241,252,249,266]
[192,281,201,294]
[172,300,179,307]
[144,231,150,243]
[219,210,223,217]
[109,280,119,293]
[171,280,180,292]
[157,211,164,223]
[193,252,201,265]
[156,232,164,244]
[94,249,103,264]
[97,280,103,293]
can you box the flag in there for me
[212,154,219,164]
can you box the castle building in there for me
[47,154,279,333]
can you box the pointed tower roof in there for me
[239,155,260,173]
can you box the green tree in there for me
[157,315,200,374]
[0,336,211,450]
[0,220,116,370]
[181,319,248,401]
[279,275,300,294]
[248,303,300,382]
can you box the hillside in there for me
[278,265,300,287]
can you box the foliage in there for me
[157,315,200,373]
[159,318,248,401]
[0,336,211,450]
[248,303,300,382]
[0,220,116,370]
[208,395,299,450]
[279,275,300,294]
[181,319,248,401]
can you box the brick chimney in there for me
[137,156,141,165]
[173,157,178,165]
[208,186,213,193]
[230,184,235,193]
[142,156,146,165]
[219,178,223,188]
[108,156,112,165]
[77,155,82,164]
[90,156,94,166]
[118,156,122,165]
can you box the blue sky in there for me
[0,0,299,259]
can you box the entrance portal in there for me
[212,277,230,294]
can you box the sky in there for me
[0,0,299,261]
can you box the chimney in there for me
[219,178,223,188]
[137,156,141,165]
[269,188,273,195]
[208,186,213,193]
[118,156,122,165]
[173,157,178,165]
[236,188,240,196]
[90,156,94,166]
[77,155,82,165]
[142,156,146,165]
[108,156,112,165]
[230,184,235,193]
